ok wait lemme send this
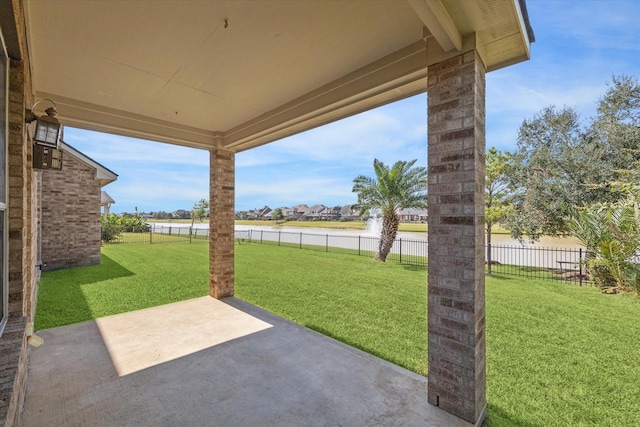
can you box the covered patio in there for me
[1,1,532,425]
[22,297,469,426]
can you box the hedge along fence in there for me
[103,225,591,284]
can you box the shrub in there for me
[587,259,617,289]
[567,197,640,293]
[101,214,123,242]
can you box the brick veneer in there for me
[209,147,235,298]
[1,48,36,425]
[427,50,487,424]
[40,153,102,270]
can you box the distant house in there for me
[40,142,117,270]
[398,208,428,222]
[247,206,272,219]
[257,206,272,218]
[366,207,427,223]
[281,207,296,219]
[339,204,361,221]
[289,204,309,220]
[320,205,342,220]
[101,191,115,215]
[300,204,326,221]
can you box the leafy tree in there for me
[504,106,612,240]
[272,208,285,223]
[588,75,640,195]
[173,209,190,219]
[352,159,427,262]
[191,198,209,227]
[152,211,172,219]
[506,76,640,242]
[485,147,514,268]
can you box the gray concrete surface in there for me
[22,297,471,427]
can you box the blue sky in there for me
[64,0,640,214]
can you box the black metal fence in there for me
[486,244,589,285]
[101,224,210,244]
[235,229,428,266]
[102,225,591,284]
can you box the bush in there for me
[588,259,617,289]
[567,198,640,293]
[120,213,149,233]
[101,214,124,242]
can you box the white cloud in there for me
[65,128,209,167]
[246,98,427,167]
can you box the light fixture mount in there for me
[25,98,63,148]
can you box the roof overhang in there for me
[61,142,118,187]
[101,191,115,206]
[18,0,532,152]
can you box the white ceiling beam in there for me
[44,92,218,150]
[222,40,428,152]
[408,0,462,52]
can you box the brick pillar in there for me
[209,147,235,299]
[427,50,486,424]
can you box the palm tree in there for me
[352,159,427,262]
[567,197,640,292]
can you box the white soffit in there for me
[24,0,531,152]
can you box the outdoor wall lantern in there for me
[25,98,62,148]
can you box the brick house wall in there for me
[40,152,103,271]
[0,9,36,422]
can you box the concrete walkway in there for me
[22,297,471,427]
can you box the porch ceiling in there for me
[23,0,532,151]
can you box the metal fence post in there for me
[149,226,153,244]
[326,234,329,252]
[399,238,402,263]
[189,226,192,243]
[487,243,492,275]
[278,230,281,246]
[358,236,361,256]
[579,248,583,287]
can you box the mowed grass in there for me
[35,242,210,329]
[234,243,428,374]
[485,275,640,426]
[35,242,640,426]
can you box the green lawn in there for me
[36,241,640,426]
[35,242,210,328]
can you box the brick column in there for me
[209,147,235,299]
[427,50,486,424]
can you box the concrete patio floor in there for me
[21,296,471,427]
